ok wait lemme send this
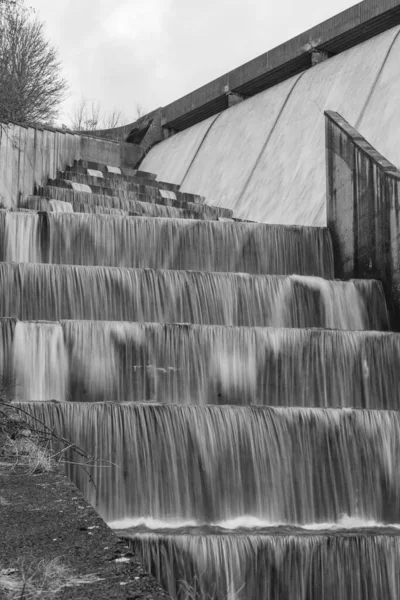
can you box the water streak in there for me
[6,320,400,406]
[25,196,127,216]
[20,403,400,526]
[0,263,388,328]
[130,533,400,599]
[13,322,68,401]
[0,212,334,276]
[0,211,41,263]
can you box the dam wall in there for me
[0,121,140,209]
[141,25,400,226]
[326,110,400,327]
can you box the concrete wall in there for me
[326,110,400,328]
[0,121,139,208]
[86,108,163,154]
[142,25,400,226]
[91,1,400,141]
[160,0,400,130]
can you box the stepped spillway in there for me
[8,154,400,597]
[4,320,400,407]
[0,210,333,275]
[0,263,387,328]
[23,402,400,527]
[129,533,400,600]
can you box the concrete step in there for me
[0,262,388,329]
[68,164,181,193]
[74,159,157,182]
[0,211,333,277]
[24,196,128,216]
[55,172,205,205]
[5,321,399,407]
[35,186,234,219]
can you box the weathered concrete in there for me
[0,461,168,599]
[103,0,395,135]
[0,121,140,209]
[88,1,400,147]
[326,110,400,328]
[141,25,400,226]
[161,0,400,130]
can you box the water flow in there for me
[7,320,400,406]
[0,318,16,398]
[20,403,400,526]
[0,211,41,263]
[0,263,388,329]
[131,533,400,599]
[46,201,73,213]
[0,212,334,276]
[13,322,68,401]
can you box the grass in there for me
[0,376,96,476]
[0,383,56,474]
[0,379,107,600]
[0,557,102,599]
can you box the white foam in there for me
[108,517,198,530]
[107,166,122,175]
[108,514,400,532]
[302,515,400,531]
[159,189,177,200]
[87,169,104,178]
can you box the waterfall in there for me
[13,322,68,402]
[3,140,398,598]
[49,200,74,213]
[0,212,334,276]
[5,320,400,406]
[0,211,41,263]
[20,403,400,526]
[130,533,400,599]
[0,263,388,328]
[0,319,16,399]
[25,196,127,215]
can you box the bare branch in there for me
[70,97,127,131]
[0,0,67,124]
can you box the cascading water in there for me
[7,157,400,598]
[6,320,400,407]
[0,262,388,328]
[20,403,400,527]
[0,211,334,276]
[13,322,69,402]
[129,534,400,599]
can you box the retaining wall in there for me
[326,110,400,328]
[0,121,139,208]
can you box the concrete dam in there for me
[141,24,400,226]
[2,0,400,598]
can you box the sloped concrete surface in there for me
[142,25,400,227]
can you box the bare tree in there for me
[102,107,125,129]
[136,103,146,119]
[70,97,126,131]
[0,0,67,124]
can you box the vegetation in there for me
[0,557,101,599]
[70,98,147,131]
[0,0,67,124]
[0,375,98,479]
[70,97,126,131]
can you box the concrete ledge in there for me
[0,462,168,599]
[161,0,400,131]
[325,110,400,329]
[74,2,400,145]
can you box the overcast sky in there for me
[28,0,358,126]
